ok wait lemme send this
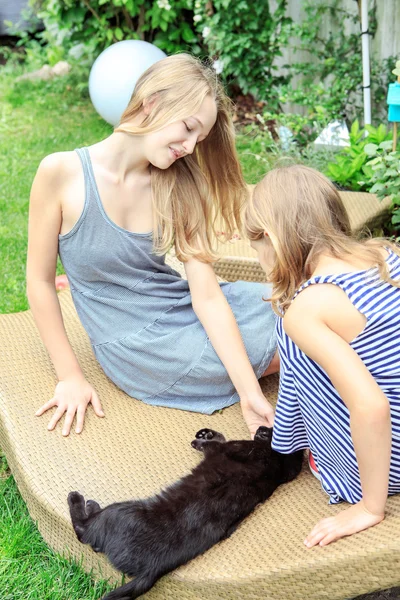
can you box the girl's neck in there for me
[309,249,387,278]
[89,131,151,182]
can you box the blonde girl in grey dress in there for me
[27,54,278,438]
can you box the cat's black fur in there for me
[68,426,303,600]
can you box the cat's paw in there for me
[195,428,225,442]
[191,428,225,450]
[85,499,101,517]
[254,426,273,442]
[68,492,87,535]
[68,491,85,509]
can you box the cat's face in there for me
[254,426,273,444]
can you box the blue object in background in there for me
[387,82,400,122]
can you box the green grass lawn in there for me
[0,458,113,600]
[0,67,275,599]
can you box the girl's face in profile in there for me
[250,235,276,277]
[143,94,217,169]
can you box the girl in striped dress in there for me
[245,164,400,547]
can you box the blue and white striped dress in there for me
[272,249,400,504]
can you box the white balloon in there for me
[89,40,167,126]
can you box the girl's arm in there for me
[184,257,275,436]
[284,283,391,547]
[27,155,104,436]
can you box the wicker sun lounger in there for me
[0,191,398,600]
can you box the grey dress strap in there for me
[75,147,91,180]
[75,147,97,206]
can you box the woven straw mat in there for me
[1,205,399,599]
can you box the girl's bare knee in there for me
[261,350,280,377]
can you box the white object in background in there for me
[89,40,166,126]
[313,120,350,150]
[278,126,294,151]
[360,0,372,126]
[361,0,371,125]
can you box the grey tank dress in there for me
[58,148,277,414]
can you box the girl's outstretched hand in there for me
[240,394,275,438]
[304,500,384,548]
[35,375,105,436]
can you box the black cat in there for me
[68,426,303,600]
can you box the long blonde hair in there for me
[245,164,400,315]
[115,53,247,262]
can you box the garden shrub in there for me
[22,0,200,66]
[278,0,397,127]
[260,108,330,148]
[364,141,400,235]
[6,0,294,111]
[326,120,392,191]
[192,0,292,109]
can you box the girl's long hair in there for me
[115,53,247,262]
[245,164,400,315]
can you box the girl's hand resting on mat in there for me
[35,375,105,436]
[304,500,384,548]
[240,393,275,438]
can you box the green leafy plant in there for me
[193,0,292,107]
[392,60,400,78]
[278,0,397,126]
[10,0,294,107]
[326,121,392,191]
[364,141,400,233]
[14,0,200,68]
[262,107,330,148]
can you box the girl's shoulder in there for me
[283,278,367,346]
[37,150,81,182]
[31,151,80,202]
[284,281,353,323]
[31,151,85,231]
[34,151,84,204]
[282,248,400,347]
[285,246,395,320]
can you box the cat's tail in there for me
[102,572,161,600]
